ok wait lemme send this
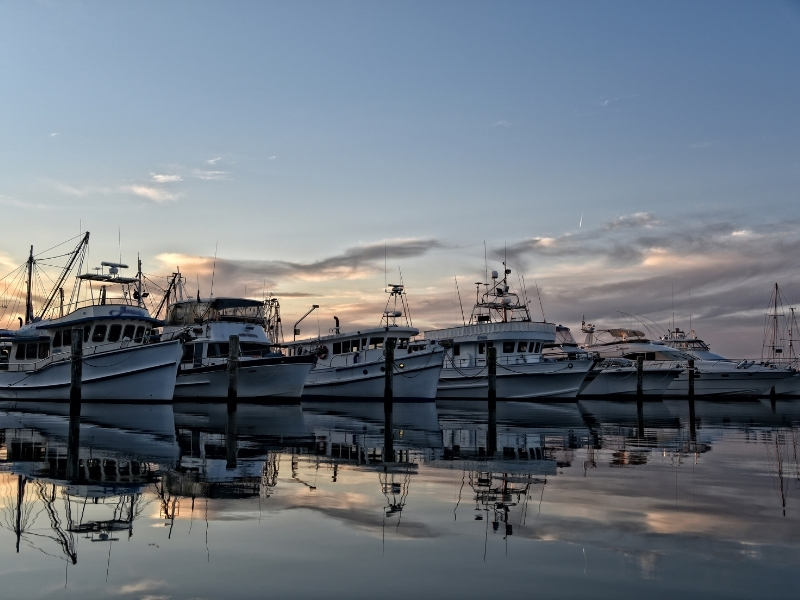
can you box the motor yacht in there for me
[424,266,593,398]
[582,324,790,396]
[286,284,444,398]
[161,280,316,398]
[548,323,681,396]
[0,235,182,401]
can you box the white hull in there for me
[774,372,800,395]
[302,350,443,398]
[0,341,181,401]
[665,369,790,396]
[579,367,682,396]
[174,357,314,398]
[437,359,593,399]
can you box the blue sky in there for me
[1,1,799,355]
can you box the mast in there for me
[136,255,143,308]
[37,232,90,320]
[24,245,33,324]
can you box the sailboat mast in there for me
[24,245,33,324]
[773,283,779,361]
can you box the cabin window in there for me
[333,342,342,355]
[398,338,409,349]
[108,324,122,343]
[144,328,151,342]
[370,337,384,349]
[342,340,351,353]
[38,343,49,359]
[122,325,135,340]
[478,343,485,355]
[53,331,62,348]
[26,344,37,360]
[518,342,528,353]
[63,329,72,348]
[15,344,25,360]
[351,339,359,352]
[453,344,461,356]
[624,352,656,361]
[532,342,541,353]
[92,325,107,343]
[362,338,368,350]
[134,326,145,343]
[387,337,397,349]
[181,344,195,363]
[241,343,266,357]
[207,343,230,358]
[503,342,515,354]
[83,325,91,343]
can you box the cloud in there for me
[156,239,444,298]
[268,155,277,160]
[50,132,59,137]
[130,185,178,203]
[191,169,229,181]
[0,196,53,210]
[493,120,510,127]
[604,212,659,230]
[206,157,221,165]
[117,580,169,595]
[150,173,182,183]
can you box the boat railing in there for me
[446,352,592,369]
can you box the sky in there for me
[1,1,799,356]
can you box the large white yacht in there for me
[582,324,791,396]
[0,235,182,401]
[424,266,593,398]
[661,326,798,395]
[547,323,682,396]
[161,280,316,398]
[286,284,444,398]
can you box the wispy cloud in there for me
[493,120,510,127]
[117,579,170,595]
[268,155,277,160]
[191,169,229,181]
[206,156,222,165]
[130,185,178,203]
[0,195,53,210]
[50,132,59,137]
[150,173,182,183]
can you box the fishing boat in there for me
[161,277,316,398]
[286,284,444,398]
[424,266,593,398]
[0,234,182,401]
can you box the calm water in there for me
[1,398,799,599]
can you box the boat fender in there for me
[568,363,573,369]
[318,345,329,360]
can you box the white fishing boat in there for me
[287,284,444,398]
[583,325,791,396]
[161,278,316,398]
[424,266,593,398]
[566,321,682,396]
[0,235,182,401]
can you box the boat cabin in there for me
[287,325,420,368]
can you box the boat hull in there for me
[436,358,593,399]
[665,369,790,396]
[579,367,682,396]
[0,340,181,401]
[173,355,315,398]
[302,350,443,398]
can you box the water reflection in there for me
[0,398,799,598]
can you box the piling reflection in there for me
[0,398,799,597]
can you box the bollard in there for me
[384,338,395,398]
[488,346,497,399]
[688,358,695,397]
[70,327,82,401]
[636,355,644,396]
[384,400,394,462]
[228,335,240,399]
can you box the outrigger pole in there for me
[37,232,90,320]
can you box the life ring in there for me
[318,345,329,360]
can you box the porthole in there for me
[363,369,368,375]
[380,366,386,372]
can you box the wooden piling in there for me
[384,400,394,462]
[228,335,240,399]
[226,400,237,469]
[688,358,695,397]
[70,327,82,402]
[384,338,395,398]
[636,355,644,396]
[488,346,497,399]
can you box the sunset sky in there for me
[1,1,799,356]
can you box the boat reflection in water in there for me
[0,401,176,570]
[2,399,800,598]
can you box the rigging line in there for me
[33,232,87,258]
[455,276,466,326]
[209,242,218,299]
[534,280,546,322]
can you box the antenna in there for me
[671,283,674,331]
[483,241,488,283]
[455,276,466,326]
[689,287,692,331]
[118,227,121,265]
[534,280,546,322]
[209,242,218,299]
[385,243,387,289]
